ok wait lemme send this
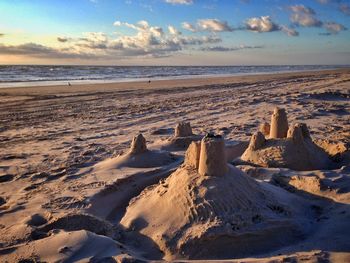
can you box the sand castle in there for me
[161,121,201,151]
[241,107,331,171]
[120,133,308,260]
[94,133,178,169]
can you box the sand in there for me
[0,69,350,262]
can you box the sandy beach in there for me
[1,69,350,262]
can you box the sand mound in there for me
[95,134,178,169]
[40,213,115,237]
[160,122,201,151]
[241,108,331,171]
[120,135,306,260]
[2,230,127,263]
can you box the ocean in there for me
[0,65,348,87]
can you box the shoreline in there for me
[1,68,350,95]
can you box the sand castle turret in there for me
[287,123,311,143]
[184,141,201,169]
[185,134,228,176]
[259,122,270,136]
[175,122,193,138]
[269,107,288,139]
[248,131,266,150]
[299,123,311,139]
[161,121,200,151]
[287,124,304,143]
[196,134,228,177]
[129,134,147,154]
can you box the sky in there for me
[0,0,349,65]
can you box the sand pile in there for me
[241,107,331,171]
[94,134,178,169]
[161,122,201,151]
[120,134,307,260]
[4,230,129,263]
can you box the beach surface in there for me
[0,69,350,262]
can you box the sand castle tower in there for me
[121,133,306,260]
[161,121,201,151]
[247,131,266,151]
[241,109,331,170]
[185,134,228,177]
[175,122,193,138]
[269,107,288,139]
[94,133,179,170]
[129,134,147,154]
[198,134,228,177]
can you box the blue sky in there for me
[0,0,349,65]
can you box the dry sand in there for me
[0,69,350,262]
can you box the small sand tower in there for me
[129,134,147,154]
[269,107,289,139]
[184,141,201,169]
[287,123,311,143]
[175,122,193,138]
[248,131,266,150]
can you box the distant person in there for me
[68,82,71,86]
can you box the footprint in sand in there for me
[42,196,89,211]
[0,196,6,207]
[0,174,14,183]
[68,181,106,192]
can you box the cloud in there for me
[182,22,196,32]
[289,5,315,14]
[323,22,347,34]
[168,25,181,35]
[200,45,263,52]
[57,37,69,43]
[164,0,193,5]
[182,19,233,32]
[197,19,233,32]
[290,13,322,27]
[280,25,299,36]
[245,16,280,32]
[315,0,350,15]
[289,5,323,27]
[339,4,350,15]
[111,20,222,57]
[0,43,98,59]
